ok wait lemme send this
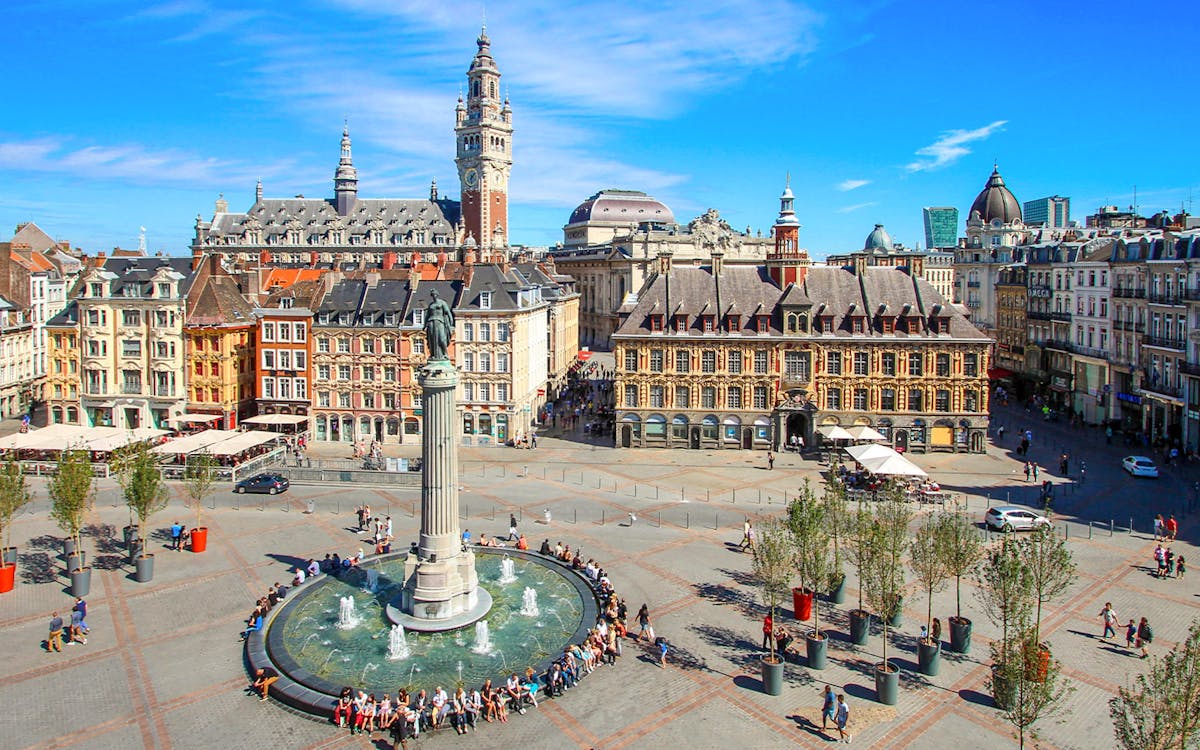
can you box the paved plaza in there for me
[3,407,1198,750]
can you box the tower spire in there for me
[334,122,359,215]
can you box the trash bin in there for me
[306,500,315,514]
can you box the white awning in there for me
[241,414,308,426]
[844,443,898,463]
[173,414,221,425]
[860,453,927,477]
[152,430,242,457]
[818,425,854,441]
[207,431,280,456]
[845,425,887,442]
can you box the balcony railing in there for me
[1148,292,1184,305]
[967,281,982,288]
[1074,345,1109,359]
[1044,340,1073,353]
[121,384,142,395]
[1028,310,1052,321]
[1140,383,1183,399]
[1181,362,1200,377]
[1113,287,1146,299]
[1144,335,1186,351]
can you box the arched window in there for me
[472,80,480,97]
[797,314,809,332]
[490,81,496,98]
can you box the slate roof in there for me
[186,275,255,327]
[205,197,462,247]
[76,257,196,298]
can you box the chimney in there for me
[260,250,272,265]
[910,255,925,279]
[322,270,343,293]
[710,248,724,277]
[310,251,318,268]
[208,252,222,277]
[437,250,447,269]
[657,249,673,276]
[365,272,380,289]
[383,251,398,270]
[408,264,420,291]
[853,255,867,277]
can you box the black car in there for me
[234,473,290,494]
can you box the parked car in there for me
[985,506,1052,533]
[1122,456,1160,478]
[235,473,290,494]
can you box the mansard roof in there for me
[205,196,462,246]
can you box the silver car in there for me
[985,506,1051,532]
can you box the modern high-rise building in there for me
[923,207,959,249]
[1023,196,1070,228]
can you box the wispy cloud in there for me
[906,120,1007,172]
[837,179,870,192]
[837,201,876,214]
[0,136,310,188]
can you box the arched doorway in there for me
[787,412,811,449]
[690,426,701,449]
[741,427,753,449]
[620,424,632,448]
[895,429,909,452]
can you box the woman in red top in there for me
[762,613,773,650]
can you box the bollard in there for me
[758,489,762,504]
[524,465,528,478]
[1088,522,1093,540]
[1006,491,1010,503]
[706,489,710,503]
[597,476,601,489]
[282,498,290,512]
[686,512,690,529]
[1129,517,1134,536]
[259,496,266,512]
[681,487,685,501]
[656,511,661,528]
[601,510,605,526]
[1110,519,1115,537]
[654,485,659,500]
[573,508,577,524]
[714,512,719,530]
[732,488,736,503]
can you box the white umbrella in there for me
[818,425,854,441]
[844,443,897,463]
[845,425,887,442]
[861,454,927,477]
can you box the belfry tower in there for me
[455,26,513,255]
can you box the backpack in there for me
[1144,625,1154,641]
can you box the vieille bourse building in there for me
[611,191,992,453]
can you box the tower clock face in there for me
[464,168,478,188]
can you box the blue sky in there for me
[1,0,1196,258]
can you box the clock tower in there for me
[456,27,513,254]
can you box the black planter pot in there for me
[128,540,145,565]
[2,546,16,565]
[874,663,899,705]
[63,538,77,558]
[887,598,903,628]
[66,551,86,574]
[918,640,941,676]
[761,656,784,696]
[70,566,92,597]
[949,617,972,654]
[991,664,1014,709]
[805,633,828,670]
[135,554,154,583]
[123,525,139,550]
[828,575,847,604]
[849,609,871,645]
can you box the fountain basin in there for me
[247,547,597,717]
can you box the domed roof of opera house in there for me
[970,167,1022,224]
[568,190,675,226]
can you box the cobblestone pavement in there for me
[3,413,1198,750]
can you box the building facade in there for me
[184,255,257,429]
[0,297,33,418]
[254,302,314,421]
[44,306,80,424]
[455,28,513,252]
[922,206,959,249]
[1024,196,1071,228]
[994,264,1027,376]
[1068,241,1114,422]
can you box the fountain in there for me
[499,557,517,584]
[520,587,540,617]
[471,620,492,654]
[337,596,361,630]
[362,568,379,594]
[386,625,411,661]
[361,663,379,683]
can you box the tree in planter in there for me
[48,446,95,565]
[1110,618,1200,750]
[751,518,795,666]
[845,499,880,616]
[184,451,218,531]
[0,452,32,555]
[909,512,950,646]
[977,535,1034,702]
[990,626,1074,749]
[939,508,984,640]
[822,480,850,596]
[787,480,833,637]
[121,443,170,561]
[1021,524,1075,648]
[861,493,914,674]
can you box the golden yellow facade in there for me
[995,269,1027,373]
[45,324,80,424]
[185,325,256,428]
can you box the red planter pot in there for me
[792,587,814,621]
[190,527,209,553]
[0,562,14,593]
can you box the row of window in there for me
[83,370,176,396]
[316,390,421,410]
[461,322,509,342]
[261,377,309,401]
[462,382,510,403]
[261,321,309,343]
[316,364,401,382]
[624,349,981,378]
[262,348,308,372]
[462,352,509,373]
[83,308,178,329]
[622,384,981,413]
[87,282,174,299]
[82,340,177,359]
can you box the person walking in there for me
[636,604,654,642]
[1023,462,1032,482]
[1125,619,1138,649]
[1098,602,1118,641]
[1154,514,1165,541]
[1167,515,1178,542]
[821,685,836,731]
[47,611,64,653]
[1137,617,1154,659]
[762,613,774,650]
[835,694,851,743]
[508,514,519,542]
[738,519,753,552]
[1031,462,1040,480]
[767,451,775,470]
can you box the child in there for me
[657,636,669,668]
[1178,556,1187,579]
[1125,619,1138,649]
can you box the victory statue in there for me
[424,289,455,361]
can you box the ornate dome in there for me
[863,223,894,252]
[567,190,675,226]
[970,167,1022,224]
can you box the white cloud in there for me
[837,179,870,191]
[836,201,876,214]
[906,120,1008,172]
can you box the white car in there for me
[1122,456,1159,478]
[985,506,1052,533]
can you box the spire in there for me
[255,179,263,203]
[334,122,358,215]
[775,176,799,227]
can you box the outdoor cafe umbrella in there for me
[845,425,887,442]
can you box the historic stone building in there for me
[825,223,955,301]
[612,192,992,453]
[0,297,33,418]
[994,263,1027,377]
[254,283,319,421]
[183,255,257,429]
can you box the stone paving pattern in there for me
[2,403,1198,749]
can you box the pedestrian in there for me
[68,607,87,645]
[1155,544,1167,577]
[637,604,654,642]
[1178,555,1187,579]
[997,425,1006,441]
[1137,617,1154,659]
[656,635,669,667]
[72,597,89,636]
[835,694,851,743]
[931,617,942,644]
[1124,619,1138,649]
[821,685,836,731]
[1167,515,1178,541]
[47,611,64,653]
[762,612,774,650]
[508,514,519,542]
[1154,514,1165,541]
[1098,602,1118,641]
[627,511,637,525]
[1080,460,1086,483]
[1032,462,1040,480]
[1023,462,1031,481]
[170,520,184,551]
[767,451,775,470]
[1059,452,1068,475]
[738,519,753,552]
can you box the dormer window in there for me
[702,315,715,333]
[674,315,687,332]
[756,315,769,333]
[882,317,895,334]
[413,309,426,326]
[821,317,833,334]
[281,297,294,309]
[318,312,331,325]
[338,312,351,325]
[852,317,865,334]
[479,291,492,310]
[724,314,738,331]
[384,312,397,326]
[649,314,664,332]
[157,283,171,297]
[89,283,103,298]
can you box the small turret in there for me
[334,124,358,216]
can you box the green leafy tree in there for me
[751,519,795,664]
[184,451,218,530]
[1110,618,1200,750]
[990,626,1074,749]
[845,500,879,614]
[120,443,170,558]
[48,446,95,557]
[862,491,914,670]
[910,512,950,644]
[0,453,32,552]
[939,509,984,623]
[977,536,1034,669]
[787,480,833,636]
[822,480,849,588]
[1021,524,1075,646]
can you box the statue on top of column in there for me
[424,289,455,362]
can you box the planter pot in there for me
[761,656,784,696]
[135,554,155,583]
[70,566,91,597]
[918,640,941,676]
[1028,644,1050,682]
[123,525,139,550]
[190,527,208,553]
[991,664,1015,709]
[63,538,77,558]
[128,540,144,565]
[0,562,14,593]
[828,575,847,604]
[849,609,871,645]
[805,633,828,670]
[792,587,814,621]
[2,546,16,565]
[949,616,972,654]
[66,551,86,574]
[887,597,903,628]
[874,663,899,705]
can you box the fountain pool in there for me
[265,549,591,703]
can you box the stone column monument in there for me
[396,290,489,629]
